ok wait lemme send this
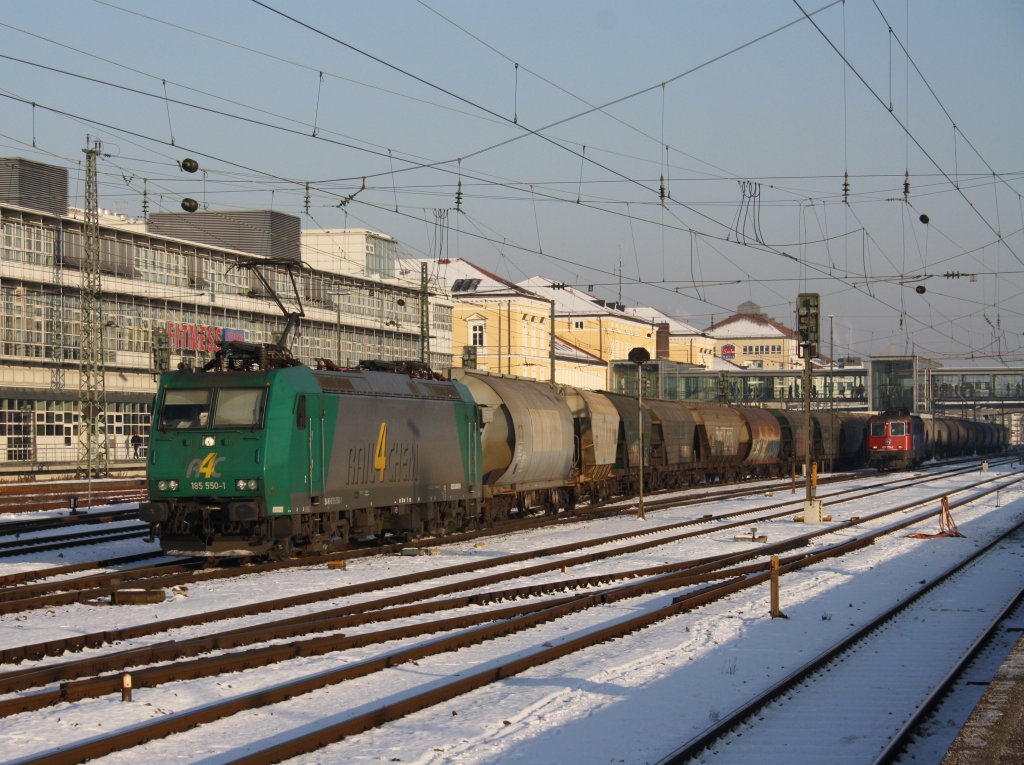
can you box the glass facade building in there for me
[609,360,868,407]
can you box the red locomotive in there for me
[867,410,926,469]
[867,409,1007,470]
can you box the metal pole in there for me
[336,299,341,363]
[637,362,645,520]
[420,263,429,365]
[770,555,785,618]
[549,299,556,383]
[627,346,651,519]
[829,314,834,472]
[804,348,814,508]
[801,344,823,522]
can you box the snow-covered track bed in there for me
[657,523,1024,765]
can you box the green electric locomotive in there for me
[140,341,483,557]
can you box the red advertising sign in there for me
[167,322,223,352]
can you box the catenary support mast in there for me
[77,139,109,477]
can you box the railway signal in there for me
[797,292,820,358]
[797,293,823,522]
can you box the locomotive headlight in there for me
[157,480,168,491]
[157,480,180,491]
[202,435,216,447]
[236,478,259,491]
[168,480,179,491]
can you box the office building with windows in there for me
[0,157,448,473]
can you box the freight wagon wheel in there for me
[544,494,558,515]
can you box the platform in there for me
[942,630,1024,764]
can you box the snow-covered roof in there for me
[623,306,706,336]
[707,356,748,370]
[707,313,796,340]
[516,277,646,323]
[552,335,605,365]
[411,259,545,303]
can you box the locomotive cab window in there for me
[215,388,266,428]
[158,388,265,430]
[159,389,212,429]
[869,421,886,437]
[889,422,906,436]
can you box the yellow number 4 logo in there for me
[374,422,387,481]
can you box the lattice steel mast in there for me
[77,139,109,476]
[420,262,430,365]
[49,222,66,391]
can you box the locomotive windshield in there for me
[889,422,906,436]
[869,421,886,437]
[158,387,265,429]
[214,388,265,427]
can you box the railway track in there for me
[0,508,141,539]
[0,461,999,619]
[0,525,150,558]
[0,477,146,515]
[0,455,1001,562]
[1,465,1020,763]
[655,523,1024,765]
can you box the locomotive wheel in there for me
[269,538,293,561]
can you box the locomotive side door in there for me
[292,393,325,508]
[306,393,326,498]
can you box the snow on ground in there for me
[2,464,1023,764]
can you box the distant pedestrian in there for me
[131,432,142,459]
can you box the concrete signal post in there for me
[797,293,823,523]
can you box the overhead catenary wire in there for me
[0,1,1015,360]
[4,86,1003,356]
[792,0,1024,270]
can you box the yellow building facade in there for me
[623,306,716,367]
[707,304,800,369]
[420,260,607,389]
[518,278,657,370]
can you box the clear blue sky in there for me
[1,1,1021,361]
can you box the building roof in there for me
[412,258,547,303]
[707,356,749,371]
[623,305,706,336]
[552,335,606,366]
[706,312,796,339]
[516,276,648,324]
